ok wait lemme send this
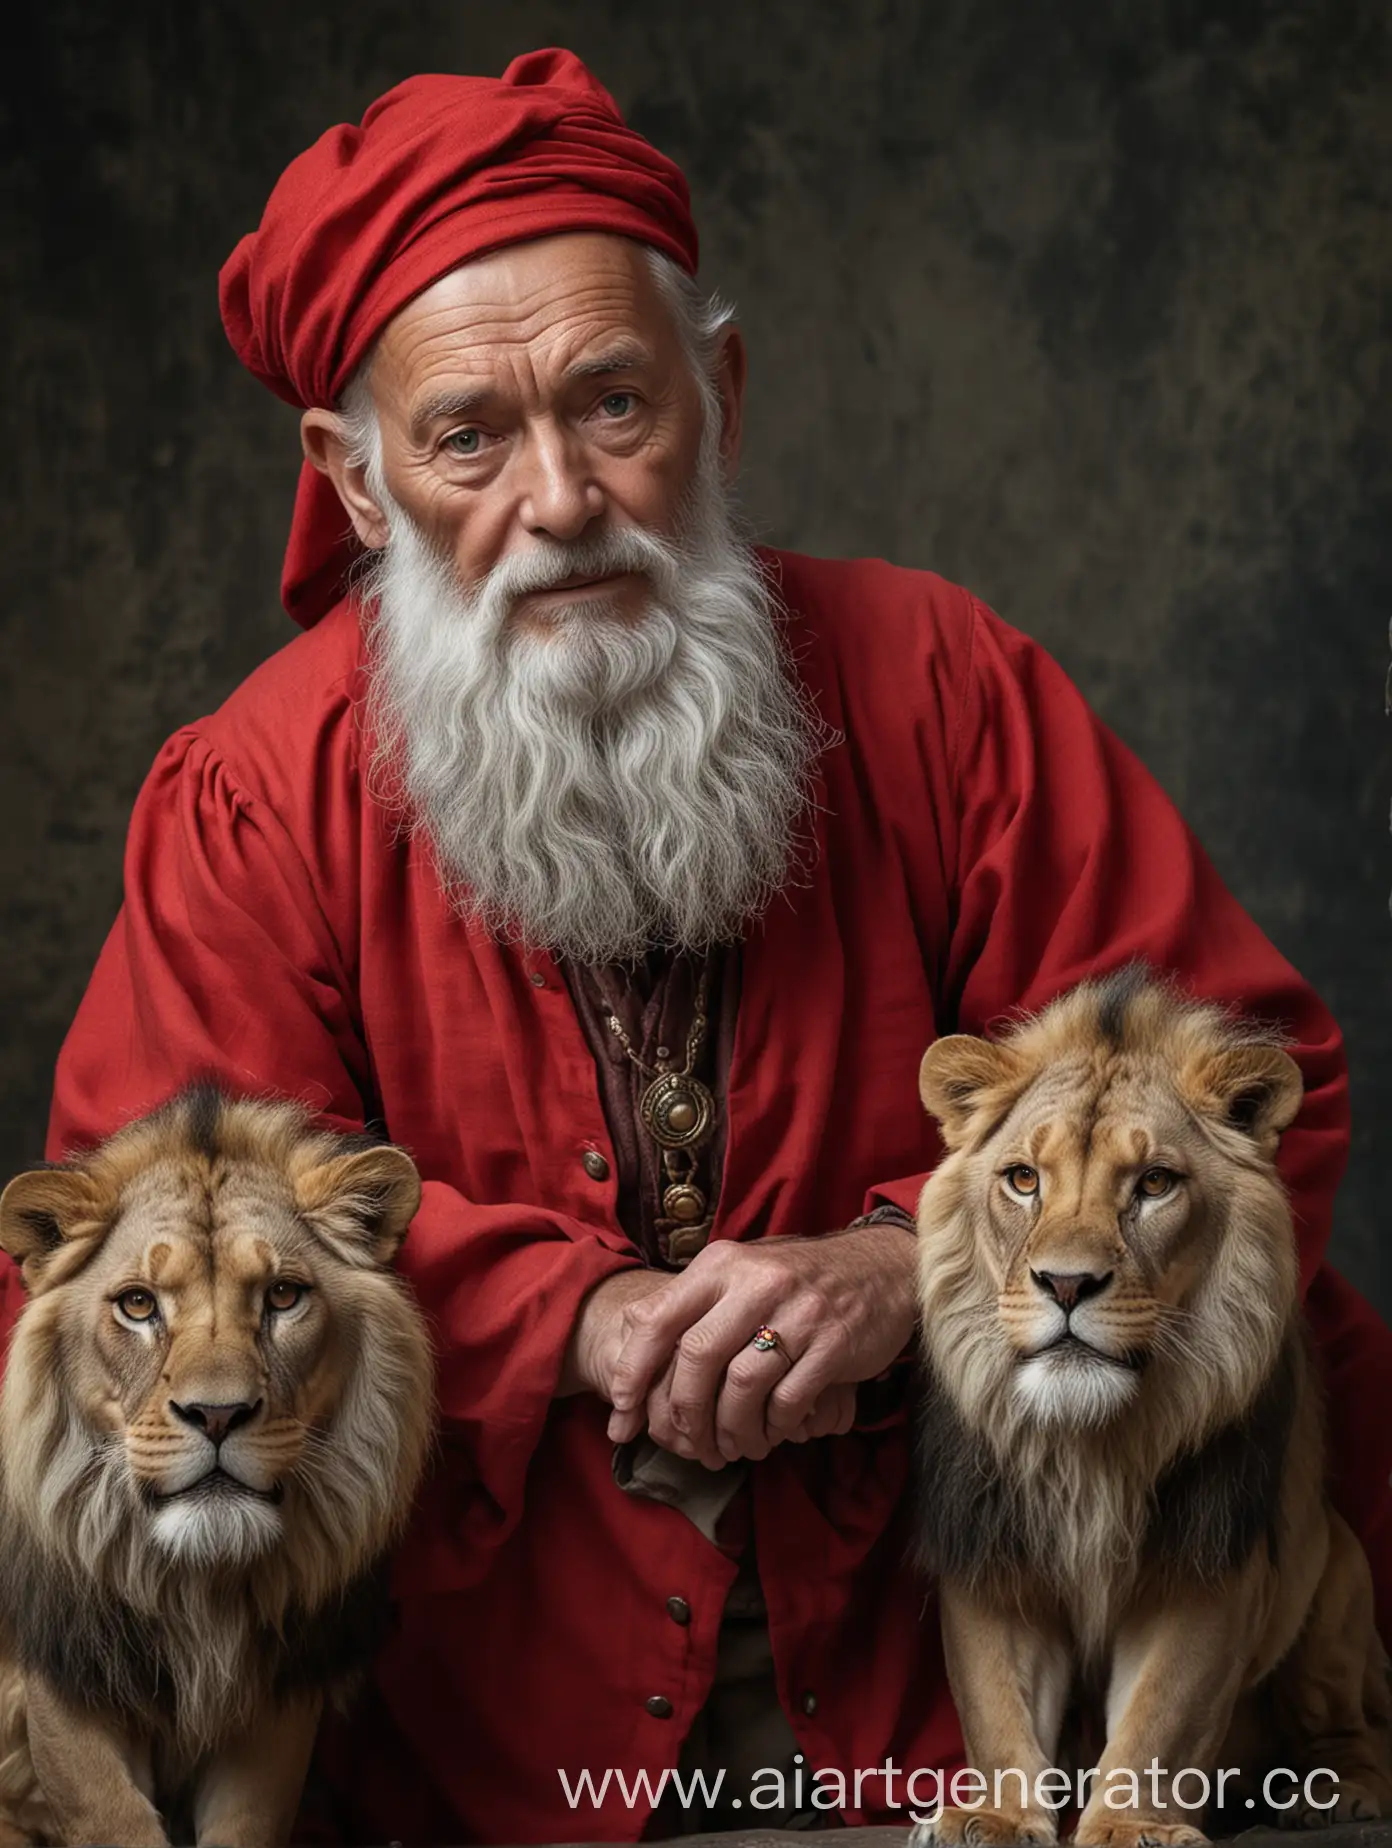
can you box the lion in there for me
[0,1084,434,1848]
[910,966,1392,1848]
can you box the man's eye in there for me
[443,429,482,455]
[600,392,634,418]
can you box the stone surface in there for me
[2,2,1390,1313]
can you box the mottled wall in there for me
[3,1,1390,1308]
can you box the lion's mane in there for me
[914,968,1309,1651]
[0,1088,434,1755]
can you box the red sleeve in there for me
[866,596,1392,1630]
[11,730,637,1577]
[0,1246,20,1363]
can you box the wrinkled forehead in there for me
[371,232,685,416]
[85,1159,313,1287]
[989,1056,1194,1162]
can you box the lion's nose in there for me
[1030,1269,1113,1311]
[169,1399,262,1445]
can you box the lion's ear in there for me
[0,1167,109,1291]
[294,1146,422,1266]
[1181,1044,1304,1151]
[919,1036,1028,1150]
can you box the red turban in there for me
[219,48,699,628]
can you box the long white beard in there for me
[360,446,828,966]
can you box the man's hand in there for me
[556,1265,864,1460]
[604,1225,919,1468]
[556,1267,671,1400]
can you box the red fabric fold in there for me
[218,47,699,628]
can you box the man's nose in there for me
[1030,1268,1113,1312]
[518,429,606,542]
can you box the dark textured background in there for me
[2,1,1389,1309]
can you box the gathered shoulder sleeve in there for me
[6,727,637,1581]
[49,727,372,1141]
[867,596,1347,1271]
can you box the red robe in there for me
[7,551,1391,1843]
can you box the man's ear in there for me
[300,407,391,551]
[294,1145,422,1267]
[1180,1044,1304,1154]
[712,325,747,481]
[0,1167,110,1292]
[918,1036,1028,1151]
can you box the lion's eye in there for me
[265,1280,307,1314]
[1138,1167,1178,1198]
[1004,1165,1039,1196]
[115,1288,158,1324]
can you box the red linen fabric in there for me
[217,48,698,629]
[8,552,1392,1842]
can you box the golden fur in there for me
[912,969,1392,1848]
[0,1087,434,1848]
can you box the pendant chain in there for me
[600,959,711,1080]
[594,958,716,1233]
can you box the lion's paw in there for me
[910,1807,1057,1847]
[1073,1822,1207,1848]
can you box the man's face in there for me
[298,232,819,967]
[318,232,740,629]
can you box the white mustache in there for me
[476,527,679,612]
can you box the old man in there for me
[6,46,1391,1845]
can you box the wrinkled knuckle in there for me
[821,1324,853,1365]
[767,1258,801,1294]
[767,1392,807,1433]
[678,1326,715,1365]
[724,1352,764,1392]
[622,1297,658,1333]
[805,1281,840,1318]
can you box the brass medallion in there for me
[640,1072,715,1151]
[662,1182,707,1224]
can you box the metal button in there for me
[645,1694,673,1718]
[529,971,546,987]
[801,1690,818,1715]
[582,1150,610,1182]
[665,1596,691,1626]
